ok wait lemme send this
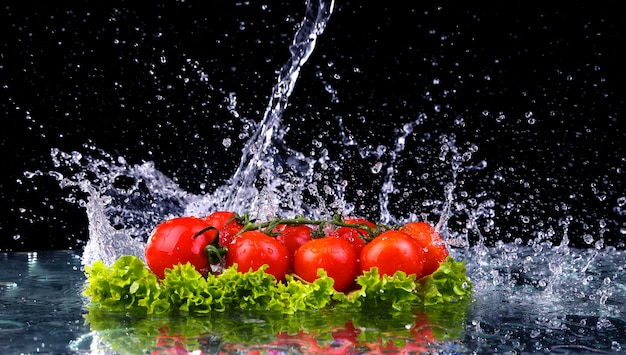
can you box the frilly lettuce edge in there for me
[83,255,473,315]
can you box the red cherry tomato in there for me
[359,230,425,278]
[145,216,216,278]
[327,217,375,256]
[400,222,449,277]
[274,224,313,265]
[204,211,244,246]
[225,230,290,281]
[293,237,358,292]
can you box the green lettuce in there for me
[83,255,472,315]
[419,257,473,305]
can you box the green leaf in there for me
[83,256,163,314]
[83,255,473,315]
[419,257,473,306]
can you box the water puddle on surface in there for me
[16,0,626,353]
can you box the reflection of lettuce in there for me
[84,301,472,354]
[83,255,472,315]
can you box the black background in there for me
[1,1,624,251]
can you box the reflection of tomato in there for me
[327,217,374,256]
[151,326,203,355]
[276,328,356,355]
[401,222,449,277]
[225,230,290,281]
[410,313,435,342]
[145,217,216,278]
[275,330,323,353]
[204,211,243,246]
[331,320,361,346]
[362,339,398,355]
[359,230,425,278]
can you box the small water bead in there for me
[594,239,604,249]
[612,341,623,352]
[596,318,614,330]
[371,162,382,174]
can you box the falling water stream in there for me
[3,0,625,354]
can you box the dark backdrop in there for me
[1,1,624,251]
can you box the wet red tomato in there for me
[327,217,375,256]
[145,216,216,278]
[225,230,290,281]
[293,237,358,292]
[400,221,449,277]
[204,210,244,246]
[274,224,313,265]
[359,230,425,278]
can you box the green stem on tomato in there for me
[235,213,392,242]
[192,225,218,239]
[205,243,228,266]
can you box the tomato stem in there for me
[192,225,218,239]
[205,244,228,266]
[236,214,391,241]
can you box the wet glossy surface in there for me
[1,249,625,354]
[0,251,87,354]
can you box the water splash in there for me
[187,0,335,221]
[42,0,338,266]
[26,2,622,325]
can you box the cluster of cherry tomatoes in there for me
[144,211,449,292]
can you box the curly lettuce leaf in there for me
[83,255,167,314]
[419,256,473,305]
[83,255,473,315]
[334,268,419,312]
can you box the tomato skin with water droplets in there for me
[293,237,358,292]
[225,230,290,281]
[204,210,244,247]
[326,217,374,256]
[274,224,314,268]
[359,230,425,278]
[400,222,449,277]
[145,216,216,279]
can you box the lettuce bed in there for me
[83,255,473,315]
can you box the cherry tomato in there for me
[204,211,243,246]
[293,237,358,292]
[145,216,216,279]
[359,230,425,278]
[225,230,290,281]
[274,224,313,265]
[400,222,449,277]
[327,217,375,256]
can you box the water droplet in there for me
[371,162,382,174]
